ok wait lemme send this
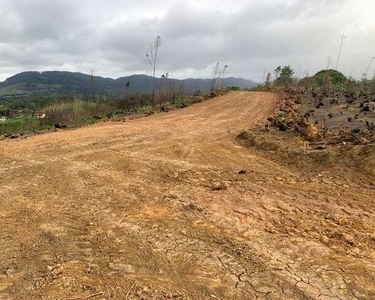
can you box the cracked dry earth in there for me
[1,91,375,300]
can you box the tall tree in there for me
[89,69,95,99]
[362,57,375,80]
[274,66,282,80]
[211,63,228,92]
[211,62,220,92]
[275,66,294,88]
[335,34,347,71]
[218,64,228,90]
[265,73,271,88]
[146,36,162,105]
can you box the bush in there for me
[228,86,241,91]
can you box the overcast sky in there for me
[0,0,374,82]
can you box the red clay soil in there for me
[0,92,374,299]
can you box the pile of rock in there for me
[267,114,323,142]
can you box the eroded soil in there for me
[300,91,375,134]
[1,92,375,300]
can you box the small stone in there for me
[320,235,329,243]
[4,268,14,276]
[342,233,355,245]
[62,278,70,287]
[108,263,120,271]
[211,182,228,191]
[352,247,360,254]
[123,264,135,273]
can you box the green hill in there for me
[311,69,348,89]
[0,71,259,100]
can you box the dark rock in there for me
[316,101,324,109]
[54,123,67,129]
[277,122,289,131]
[362,102,370,112]
[160,106,173,113]
[351,128,361,134]
[315,145,326,150]
[303,112,311,118]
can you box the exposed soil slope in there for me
[0,92,374,300]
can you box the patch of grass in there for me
[43,99,108,125]
[0,84,28,96]
[0,117,51,136]
[175,95,192,108]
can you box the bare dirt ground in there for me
[1,92,375,300]
[300,91,375,137]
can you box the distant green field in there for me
[0,84,28,96]
[0,116,51,136]
[0,83,63,96]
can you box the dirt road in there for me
[1,92,375,299]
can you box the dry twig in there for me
[125,281,137,299]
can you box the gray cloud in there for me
[0,0,374,82]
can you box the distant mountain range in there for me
[0,71,259,99]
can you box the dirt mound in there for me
[267,114,323,142]
[246,89,374,179]
[265,91,326,142]
[266,89,375,145]
[238,128,375,179]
